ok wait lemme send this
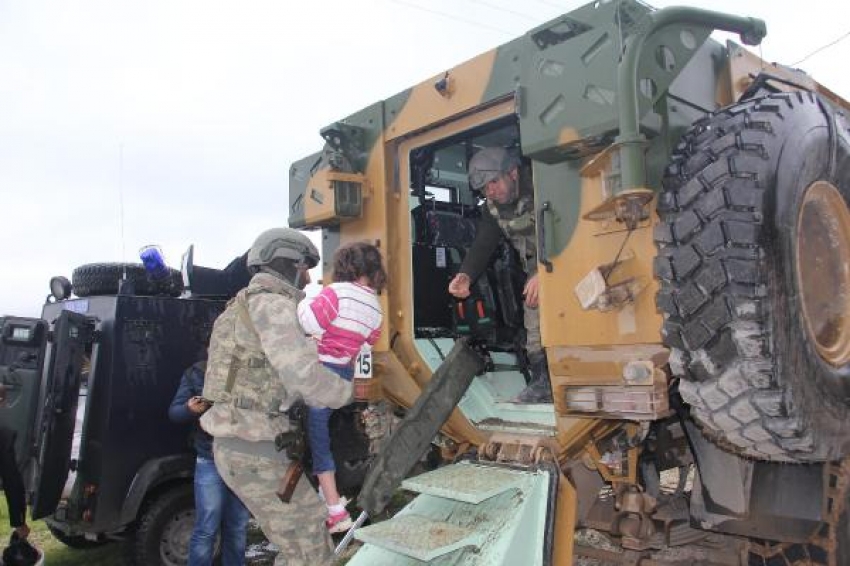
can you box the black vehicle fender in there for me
[118,454,195,527]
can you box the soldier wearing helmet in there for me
[447,147,552,403]
[200,227,352,565]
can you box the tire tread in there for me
[656,93,841,462]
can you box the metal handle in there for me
[334,510,369,557]
[537,201,553,273]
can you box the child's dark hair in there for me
[331,242,387,292]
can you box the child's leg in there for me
[309,362,355,531]
[307,406,344,507]
[311,362,355,509]
[316,471,341,506]
[307,405,336,480]
[307,405,351,532]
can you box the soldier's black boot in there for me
[515,351,553,403]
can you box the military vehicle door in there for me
[30,311,91,519]
[397,102,525,346]
[0,317,49,472]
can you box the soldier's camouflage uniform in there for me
[201,272,353,565]
[460,174,541,355]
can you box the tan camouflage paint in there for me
[381,100,518,447]
[305,68,517,446]
[552,467,577,566]
[556,126,581,146]
[299,170,368,229]
[720,42,816,107]
[720,42,850,112]
[384,48,499,142]
[301,47,504,354]
[536,151,663,389]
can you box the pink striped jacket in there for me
[296,282,383,366]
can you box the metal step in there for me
[402,462,524,504]
[354,513,479,562]
[348,463,552,566]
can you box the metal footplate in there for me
[401,461,524,504]
[355,514,480,562]
[357,337,486,517]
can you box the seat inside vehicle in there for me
[408,121,526,352]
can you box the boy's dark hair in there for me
[331,242,387,292]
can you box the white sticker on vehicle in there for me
[435,247,446,268]
[354,348,373,379]
[63,300,89,314]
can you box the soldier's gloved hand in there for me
[448,273,471,299]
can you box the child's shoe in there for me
[325,509,353,534]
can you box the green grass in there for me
[0,494,122,565]
[0,495,277,565]
[0,488,412,565]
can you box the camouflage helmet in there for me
[468,147,520,190]
[247,228,319,272]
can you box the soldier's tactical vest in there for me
[487,193,537,275]
[201,287,291,442]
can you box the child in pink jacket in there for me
[297,242,386,533]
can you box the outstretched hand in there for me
[448,273,471,299]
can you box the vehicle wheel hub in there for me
[796,180,850,367]
[160,508,194,566]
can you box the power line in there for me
[528,0,569,9]
[792,29,850,66]
[468,0,548,23]
[388,0,517,37]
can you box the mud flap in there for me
[358,337,486,517]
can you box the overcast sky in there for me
[1,0,848,317]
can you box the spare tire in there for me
[655,92,850,462]
[72,262,183,297]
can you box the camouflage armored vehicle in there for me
[288,1,850,564]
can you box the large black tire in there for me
[655,92,850,462]
[130,484,195,566]
[72,262,182,297]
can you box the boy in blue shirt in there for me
[169,361,250,566]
